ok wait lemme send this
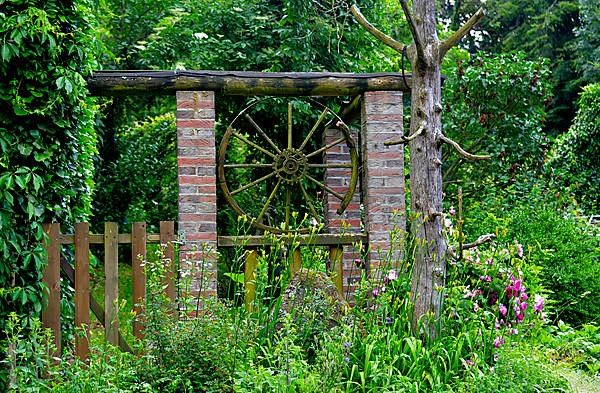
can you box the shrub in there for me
[547,83,600,213]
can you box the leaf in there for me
[1,44,10,62]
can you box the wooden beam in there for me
[87,70,413,96]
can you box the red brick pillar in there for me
[361,91,406,279]
[323,127,362,300]
[176,91,218,297]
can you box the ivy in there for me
[0,0,98,385]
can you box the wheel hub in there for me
[275,149,307,183]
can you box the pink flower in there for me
[520,292,528,301]
[516,243,524,258]
[387,270,398,282]
[372,288,380,298]
[474,303,480,312]
[534,295,544,313]
[499,304,508,317]
[516,313,524,323]
[520,301,528,311]
[464,358,474,366]
[509,328,519,335]
[493,336,505,348]
[479,275,492,282]
[449,207,456,216]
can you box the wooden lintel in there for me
[218,233,367,247]
[87,70,413,96]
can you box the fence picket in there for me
[132,222,147,339]
[160,221,176,305]
[74,222,90,361]
[42,223,61,356]
[104,222,119,346]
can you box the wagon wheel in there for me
[218,97,359,234]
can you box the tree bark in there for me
[406,0,446,337]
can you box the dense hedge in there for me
[0,0,98,382]
[548,83,600,213]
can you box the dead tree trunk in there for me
[352,1,487,337]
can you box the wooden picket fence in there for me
[41,221,176,361]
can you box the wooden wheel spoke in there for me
[244,114,282,154]
[231,171,276,196]
[256,178,282,223]
[299,183,320,221]
[285,188,291,232]
[306,136,346,159]
[224,163,274,169]
[299,108,330,151]
[308,163,353,169]
[232,130,276,159]
[306,174,344,200]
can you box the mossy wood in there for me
[87,70,413,96]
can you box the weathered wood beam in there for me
[86,70,413,96]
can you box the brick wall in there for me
[323,127,362,300]
[175,91,218,297]
[361,91,406,280]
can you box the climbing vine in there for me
[0,0,98,378]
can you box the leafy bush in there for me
[547,83,600,213]
[93,114,177,230]
[0,0,98,387]
[442,52,552,196]
[464,192,600,327]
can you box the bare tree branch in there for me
[350,5,406,53]
[385,121,427,146]
[461,233,496,250]
[440,7,485,58]
[439,134,491,161]
[448,233,496,259]
[399,0,425,63]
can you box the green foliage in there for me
[442,52,552,196]
[93,114,177,229]
[574,0,600,85]
[547,83,600,213]
[0,0,98,386]
[464,193,600,327]
[458,344,571,393]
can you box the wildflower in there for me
[516,243,524,258]
[354,258,365,269]
[343,342,352,349]
[493,336,504,348]
[464,358,474,366]
[494,319,501,330]
[449,207,456,216]
[520,292,529,301]
[385,316,393,325]
[344,357,350,363]
[508,328,518,335]
[520,302,527,311]
[499,304,508,317]
[479,275,492,282]
[534,295,544,313]
[516,313,524,323]
[473,303,480,312]
[486,258,494,266]
[310,217,318,227]
[387,270,398,282]
[372,288,380,298]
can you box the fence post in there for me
[160,221,176,307]
[244,248,258,312]
[42,223,61,356]
[132,222,147,339]
[104,222,119,346]
[329,246,344,296]
[74,222,90,362]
